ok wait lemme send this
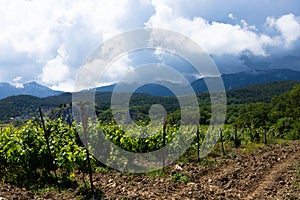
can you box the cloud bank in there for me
[0,0,300,91]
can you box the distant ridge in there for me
[192,68,300,93]
[0,80,299,122]
[0,68,299,99]
[0,81,62,99]
[96,69,300,96]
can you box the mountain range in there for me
[0,81,62,99]
[0,68,300,99]
[0,80,299,123]
[96,68,300,96]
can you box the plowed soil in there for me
[1,141,299,199]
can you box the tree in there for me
[269,84,300,139]
[235,102,271,143]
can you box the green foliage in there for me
[271,117,294,138]
[0,82,299,191]
[0,81,298,123]
[227,80,300,104]
[223,127,242,148]
[235,102,271,128]
[233,102,270,143]
[229,84,300,143]
[171,172,190,184]
[269,84,300,139]
[0,117,199,187]
[146,169,167,179]
[0,119,88,187]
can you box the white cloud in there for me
[73,53,134,92]
[11,76,24,88]
[0,0,300,91]
[146,6,278,56]
[102,55,134,85]
[0,0,133,90]
[50,79,75,92]
[228,13,235,20]
[12,76,22,82]
[240,19,257,31]
[267,14,300,48]
[40,47,70,85]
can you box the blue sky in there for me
[0,0,300,91]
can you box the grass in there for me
[268,138,290,145]
[287,163,300,200]
[146,169,168,179]
[241,142,268,154]
[198,157,223,166]
[95,166,110,173]
[171,172,190,184]
[296,164,300,178]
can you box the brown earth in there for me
[1,141,299,199]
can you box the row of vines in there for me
[0,116,294,189]
[0,85,299,191]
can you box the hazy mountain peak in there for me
[0,81,62,99]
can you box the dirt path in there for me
[93,141,300,199]
[245,143,300,199]
[0,141,299,199]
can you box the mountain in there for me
[96,82,179,96]
[1,80,299,122]
[1,69,298,99]
[95,69,300,96]
[192,68,300,93]
[0,81,62,99]
[0,95,43,121]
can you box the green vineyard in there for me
[0,83,299,198]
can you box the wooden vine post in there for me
[38,107,60,192]
[196,125,200,162]
[162,111,167,172]
[80,105,95,196]
[219,128,226,156]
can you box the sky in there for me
[0,0,300,91]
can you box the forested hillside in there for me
[0,80,299,123]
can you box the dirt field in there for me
[1,141,299,199]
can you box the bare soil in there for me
[1,141,299,199]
